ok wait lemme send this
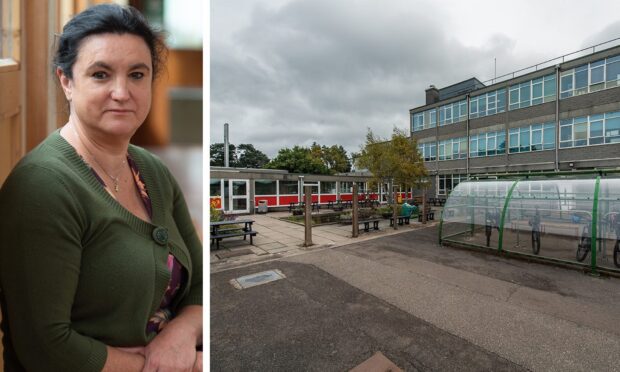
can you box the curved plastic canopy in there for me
[440,177,620,272]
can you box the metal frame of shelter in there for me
[438,168,620,276]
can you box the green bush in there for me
[210,203,223,222]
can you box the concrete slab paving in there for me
[211,212,620,371]
[210,210,435,268]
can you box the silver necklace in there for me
[72,124,126,193]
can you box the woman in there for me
[0,4,202,371]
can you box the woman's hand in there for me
[142,305,202,372]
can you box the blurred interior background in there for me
[0,1,203,367]
[0,0,203,235]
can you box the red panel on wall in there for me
[254,196,277,206]
[340,194,352,201]
[279,195,299,205]
[320,194,337,203]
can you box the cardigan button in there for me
[152,227,169,245]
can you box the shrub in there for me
[210,199,223,222]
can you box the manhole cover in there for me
[230,269,286,289]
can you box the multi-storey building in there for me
[410,44,620,198]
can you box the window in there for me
[438,174,468,196]
[559,110,620,148]
[470,130,506,158]
[470,88,506,119]
[509,122,555,153]
[605,111,620,143]
[412,108,437,132]
[418,142,437,161]
[438,137,467,161]
[320,181,336,194]
[163,0,203,49]
[279,181,298,195]
[340,181,353,193]
[439,99,467,126]
[0,0,23,184]
[560,54,620,98]
[509,73,556,110]
[560,70,574,98]
[210,179,222,196]
[606,55,620,88]
[255,179,277,195]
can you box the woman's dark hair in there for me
[53,4,166,79]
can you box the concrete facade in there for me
[411,45,620,197]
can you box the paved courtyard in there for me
[210,210,436,272]
[211,214,620,371]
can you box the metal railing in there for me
[484,37,620,86]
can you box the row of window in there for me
[420,110,620,161]
[469,88,506,119]
[470,130,506,157]
[438,137,468,161]
[560,55,620,98]
[438,174,468,196]
[418,142,437,161]
[439,99,467,126]
[254,180,367,195]
[559,111,620,148]
[412,108,437,131]
[421,122,554,161]
[509,74,556,110]
[412,52,620,133]
[508,122,555,153]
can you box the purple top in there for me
[88,154,186,333]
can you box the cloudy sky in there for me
[209,0,620,159]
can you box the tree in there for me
[210,143,237,167]
[356,127,428,197]
[265,146,329,174]
[322,144,351,174]
[209,143,270,168]
[236,144,270,168]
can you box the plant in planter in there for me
[339,212,353,224]
[292,207,304,216]
[376,205,393,218]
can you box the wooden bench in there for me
[359,218,381,232]
[418,211,435,222]
[390,214,414,226]
[210,219,257,250]
[328,200,345,211]
[211,230,257,250]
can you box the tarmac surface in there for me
[210,211,620,371]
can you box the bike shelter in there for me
[439,172,620,275]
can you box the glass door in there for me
[228,179,249,214]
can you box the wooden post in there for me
[352,184,359,237]
[392,185,398,230]
[422,187,427,224]
[304,185,313,246]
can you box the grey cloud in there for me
[211,0,541,158]
[581,21,620,50]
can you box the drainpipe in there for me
[435,107,439,198]
[466,94,470,177]
[555,65,560,171]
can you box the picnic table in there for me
[210,219,257,250]
[328,199,352,211]
[289,201,321,214]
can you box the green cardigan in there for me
[0,131,202,372]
